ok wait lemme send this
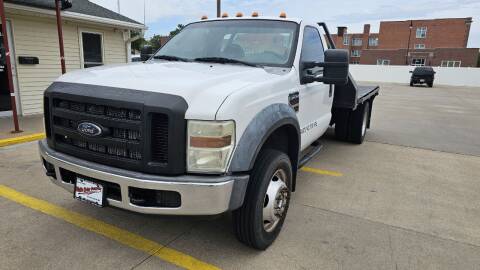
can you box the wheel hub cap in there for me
[362,107,368,136]
[263,169,289,232]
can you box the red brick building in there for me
[331,18,479,67]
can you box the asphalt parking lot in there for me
[1,82,479,270]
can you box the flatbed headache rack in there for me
[317,22,379,110]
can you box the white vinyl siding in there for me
[9,14,127,115]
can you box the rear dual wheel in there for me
[233,149,292,250]
[334,101,370,144]
[349,101,370,144]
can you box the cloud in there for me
[90,0,480,47]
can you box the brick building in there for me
[331,18,479,67]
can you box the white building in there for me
[0,0,145,116]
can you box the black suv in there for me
[410,67,436,87]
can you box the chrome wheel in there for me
[263,169,289,232]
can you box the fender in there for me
[229,103,300,174]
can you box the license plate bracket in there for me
[74,177,105,207]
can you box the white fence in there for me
[349,65,480,87]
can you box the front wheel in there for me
[233,149,292,250]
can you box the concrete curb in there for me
[0,133,46,147]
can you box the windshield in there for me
[154,20,299,67]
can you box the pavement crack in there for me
[299,202,480,250]
[129,221,202,270]
[365,140,480,158]
[387,230,396,269]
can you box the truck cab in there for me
[40,16,378,250]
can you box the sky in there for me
[90,0,480,48]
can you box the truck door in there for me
[297,25,332,150]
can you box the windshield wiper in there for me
[153,55,191,62]
[194,57,262,68]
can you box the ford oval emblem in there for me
[77,122,103,137]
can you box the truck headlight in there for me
[187,120,235,173]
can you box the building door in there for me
[0,20,19,116]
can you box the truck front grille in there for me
[151,113,169,163]
[43,82,188,175]
[56,99,142,121]
[49,98,162,171]
[51,98,145,164]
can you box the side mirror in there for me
[140,45,153,61]
[301,49,349,85]
[322,49,349,85]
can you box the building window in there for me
[81,32,104,68]
[351,50,361,57]
[411,58,426,66]
[368,37,378,46]
[343,35,349,45]
[351,60,360,64]
[376,59,390,65]
[416,27,427,38]
[352,38,362,46]
[414,44,425,49]
[441,60,461,67]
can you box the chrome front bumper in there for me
[38,140,249,215]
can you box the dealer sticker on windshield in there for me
[74,178,104,207]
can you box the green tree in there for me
[131,37,147,52]
[169,24,185,37]
[149,35,165,51]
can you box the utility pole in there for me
[217,0,221,18]
[405,20,413,65]
[0,0,21,132]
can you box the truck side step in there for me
[298,142,323,168]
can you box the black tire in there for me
[427,82,433,87]
[334,109,350,141]
[233,149,292,250]
[410,81,414,87]
[349,101,370,144]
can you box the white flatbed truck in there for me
[40,16,379,249]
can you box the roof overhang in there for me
[4,2,146,30]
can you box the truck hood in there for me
[57,61,287,119]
